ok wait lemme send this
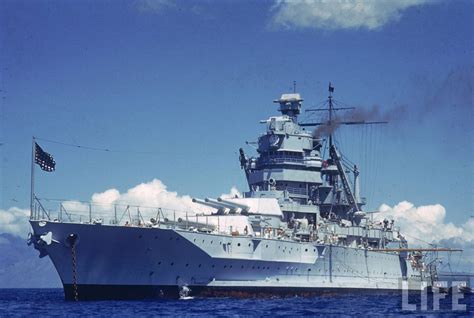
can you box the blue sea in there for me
[0,289,472,317]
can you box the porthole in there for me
[211,241,213,244]
[241,265,244,269]
[224,265,227,268]
[158,261,161,265]
[212,265,215,268]
[230,265,233,269]
[266,245,268,248]
[170,262,174,266]
[248,243,251,247]
[185,264,189,267]
[305,249,308,252]
[198,264,201,268]
[154,236,158,239]
[238,243,241,246]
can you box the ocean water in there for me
[0,289,472,317]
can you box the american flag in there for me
[35,143,56,172]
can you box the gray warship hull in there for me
[30,220,428,300]
[28,88,441,300]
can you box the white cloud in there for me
[66,179,239,223]
[0,179,243,237]
[0,207,31,238]
[270,0,432,30]
[221,186,241,199]
[91,189,120,206]
[376,201,474,245]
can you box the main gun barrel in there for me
[217,197,250,212]
[192,198,225,212]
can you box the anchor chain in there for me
[68,234,79,301]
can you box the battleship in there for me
[28,84,461,300]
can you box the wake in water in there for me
[179,286,193,300]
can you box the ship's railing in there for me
[257,156,305,166]
[30,197,243,235]
[32,197,198,226]
[282,186,308,196]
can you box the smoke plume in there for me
[313,104,407,138]
[313,66,473,138]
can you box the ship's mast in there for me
[328,83,334,149]
[300,83,388,219]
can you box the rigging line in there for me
[332,99,356,109]
[364,135,368,206]
[402,232,437,247]
[34,136,225,156]
[35,137,164,155]
[373,126,381,205]
[368,124,374,203]
[305,99,329,110]
[322,139,327,159]
[371,125,378,205]
[341,152,357,167]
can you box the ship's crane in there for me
[329,144,359,215]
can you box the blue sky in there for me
[1,0,473,227]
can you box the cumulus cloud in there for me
[375,201,474,272]
[376,201,474,245]
[270,0,432,30]
[0,179,243,237]
[0,207,30,238]
[57,179,226,223]
[220,186,242,199]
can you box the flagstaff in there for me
[30,136,35,220]
[30,138,56,220]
